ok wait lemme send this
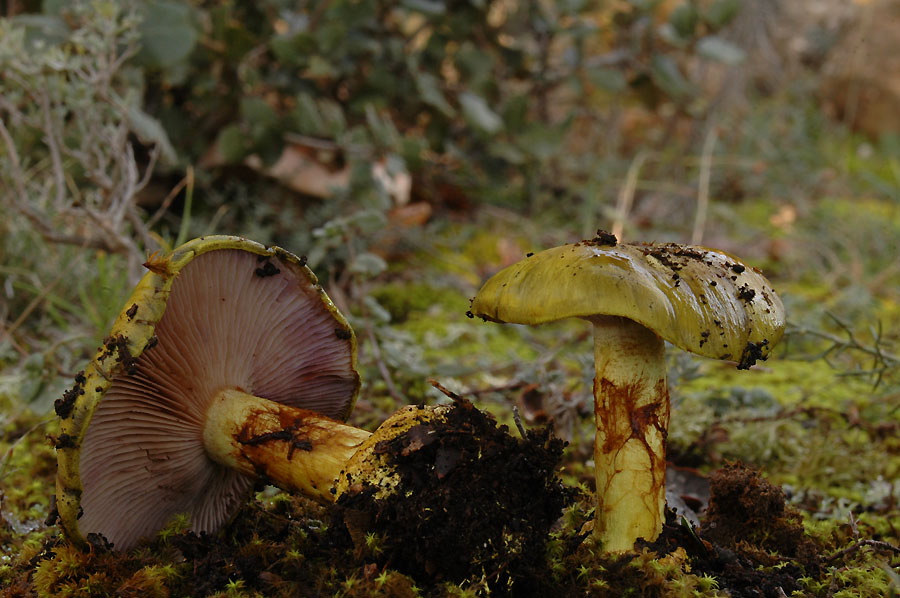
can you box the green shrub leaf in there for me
[416,72,455,117]
[459,92,503,135]
[649,54,693,100]
[137,1,198,69]
[704,0,741,31]
[126,105,178,164]
[697,35,746,65]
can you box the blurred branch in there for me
[0,4,164,276]
[786,313,900,388]
[612,151,649,240]
[691,124,718,245]
[824,539,900,564]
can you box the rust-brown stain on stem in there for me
[234,405,336,464]
[594,376,669,495]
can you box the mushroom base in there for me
[589,315,670,552]
[203,389,372,502]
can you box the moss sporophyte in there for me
[470,231,785,553]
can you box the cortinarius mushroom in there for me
[55,236,368,549]
[469,232,785,552]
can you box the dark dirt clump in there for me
[332,400,575,595]
[640,462,822,598]
[702,461,820,570]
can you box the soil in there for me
[332,399,575,595]
[641,462,821,598]
[1,421,838,598]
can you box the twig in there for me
[611,150,649,241]
[512,406,527,438]
[365,323,403,404]
[428,379,472,408]
[0,118,26,197]
[0,321,28,357]
[691,124,718,245]
[38,88,67,209]
[0,273,63,347]
[173,166,195,247]
[824,539,900,564]
[786,315,900,389]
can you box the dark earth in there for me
[333,397,575,595]
[641,463,821,598]
[2,405,836,598]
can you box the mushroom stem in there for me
[204,389,372,502]
[589,315,670,552]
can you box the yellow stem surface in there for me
[589,315,670,552]
[203,388,372,502]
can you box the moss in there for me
[0,458,896,598]
[676,358,864,408]
[369,282,469,324]
[667,355,900,514]
[2,225,899,597]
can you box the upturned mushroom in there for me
[469,231,785,552]
[55,236,372,549]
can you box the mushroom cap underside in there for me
[470,240,785,366]
[55,236,360,549]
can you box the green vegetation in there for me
[2,0,899,596]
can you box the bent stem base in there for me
[203,389,372,502]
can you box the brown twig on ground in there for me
[428,379,468,406]
[512,406,527,438]
[824,539,900,564]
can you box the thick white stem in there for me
[589,315,670,552]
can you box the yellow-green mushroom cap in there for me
[470,235,785,368]
[55,236,360,549]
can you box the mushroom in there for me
[55,236,369,549]
[468,232,785,552]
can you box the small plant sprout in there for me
[470,231,785,552]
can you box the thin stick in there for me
[824,539,900,564]
[146,172,189,230]
[365,324,403,404]
[174,166,195,247]
[0,274,63,346]
[611,151,649,241]
[692,124,718,245]
[428,379,472,408]
[38,89,66,209]
[512,406,527,438]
